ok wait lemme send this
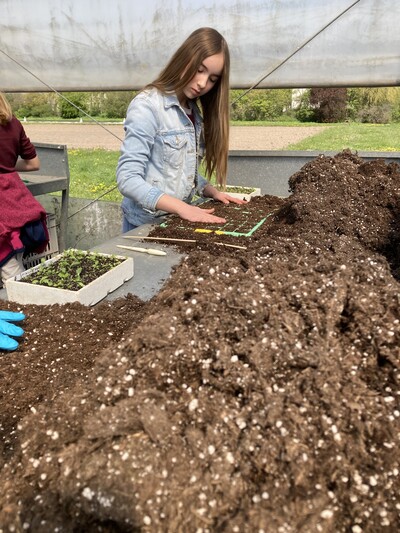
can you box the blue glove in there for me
[0,311,25,351]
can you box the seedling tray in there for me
[160,204,273,237]
[5,250,134,306]
[225,185,261,201]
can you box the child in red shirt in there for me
[0,92,46,284]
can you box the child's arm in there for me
[15,155,40,172]
[156,194,226,223]
[203,184,248,205]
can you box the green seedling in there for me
[225,186,257,194]
[22,249,124,291]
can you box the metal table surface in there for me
[0,225,184,304]
[90,224,184,302]
[21,143,71,252]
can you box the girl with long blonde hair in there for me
[0,92,13,125]
[0,92,40,173]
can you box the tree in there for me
[351,87,400,107]
[309,88,347,123]
[230,89,292,121]
[8,92,57,118]
[101,92,136,118]
[60,92,88,119]
[347,87,400,123]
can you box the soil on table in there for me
[1,149,400,532]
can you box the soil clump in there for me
[0,150,400,532]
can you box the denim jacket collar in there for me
[163,93,181,109]
[162,93,202,124]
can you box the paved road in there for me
[23,123,325,151]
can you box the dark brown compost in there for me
[0,150,400,532]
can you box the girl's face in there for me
[181,52,224,106]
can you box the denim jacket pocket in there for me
[163,134,187,170]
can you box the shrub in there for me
[348,87,400,121]
[101,92,136,118]
[310,88,347,123]
[293,89,317,122]
[9,93,56,118]
[230,89,292,121]
[392,105,400,123]
[357,104,393,124]
[60,92,88,119]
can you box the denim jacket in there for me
[116,88,209,227]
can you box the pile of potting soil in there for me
[0,150,399,532]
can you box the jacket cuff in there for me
[142,187,164,212]
[196,174,209,196]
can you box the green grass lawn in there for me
[68,149,122,202]
[67,123,400,200]
[286,123,400,152]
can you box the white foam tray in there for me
[226,186,261,201]
[5,250,134,306]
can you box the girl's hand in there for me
[177,203,226,224]
[156,192,227,224]
[203,184,248,205]
[212,190,248,205]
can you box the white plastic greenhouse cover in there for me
[1,0,399,92]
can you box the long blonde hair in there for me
[0,92,13,126]
[149,27,230,187]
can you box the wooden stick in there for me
[117,244,166,256]
[215,242,247,250]
[123,235,197,243]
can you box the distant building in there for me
[291,88,307,109]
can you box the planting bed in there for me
[1,150,400,531]
[154,197,277,238]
